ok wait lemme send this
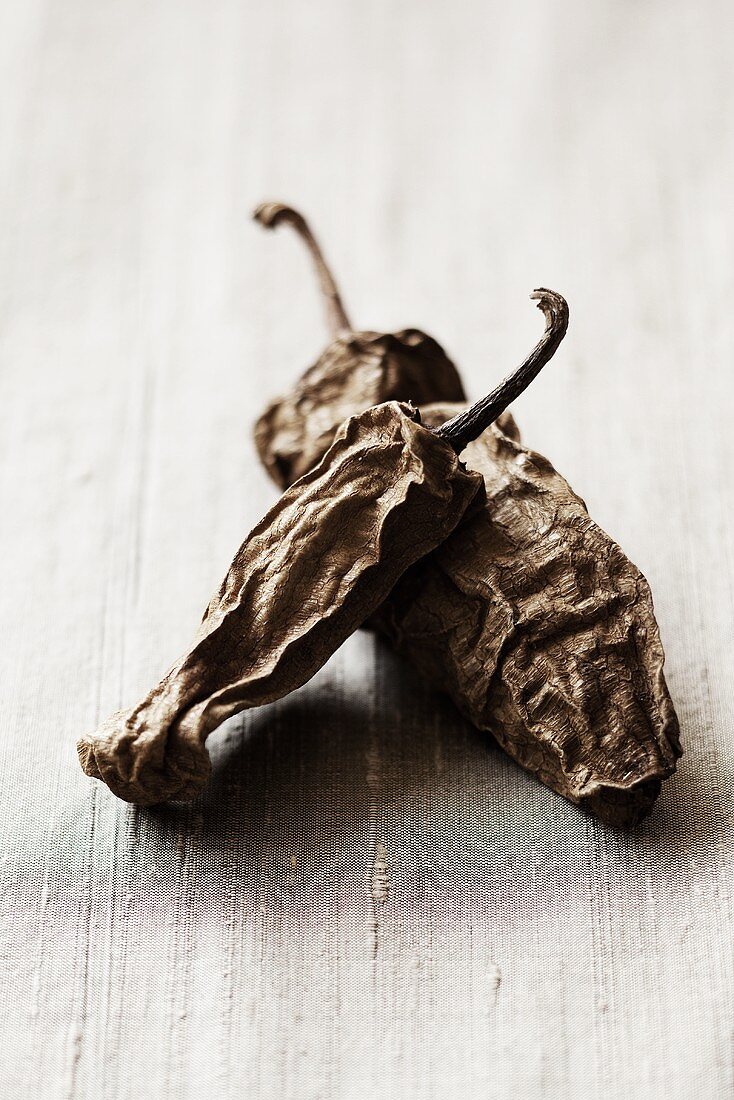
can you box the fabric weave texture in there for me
[0,1,731,1097]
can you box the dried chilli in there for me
[253,202,466,488]
[373,408,681,827]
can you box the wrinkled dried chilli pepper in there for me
[78,289,566,806]
[373,406,681,827]
[253,202,466,488]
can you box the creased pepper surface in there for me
[255,330,466,488]
[372,405,681,826]
[78,402,482,806]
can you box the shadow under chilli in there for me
[142,644,724,908]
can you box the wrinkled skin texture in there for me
[78,402,482,806]
[254,330,466,489]
[251,218,678,825]
[373,405,681,827]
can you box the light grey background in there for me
[0,2,732,1097]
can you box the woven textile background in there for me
[0,2,732,1097]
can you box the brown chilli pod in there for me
[373,408,681,827]
[77,289,566,806]
[253,202,466,488]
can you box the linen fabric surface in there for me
[0,2,731,1097]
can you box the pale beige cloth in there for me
[0,2,731,1097]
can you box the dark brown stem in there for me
[434,289,569,454]
[253,202,352,338]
